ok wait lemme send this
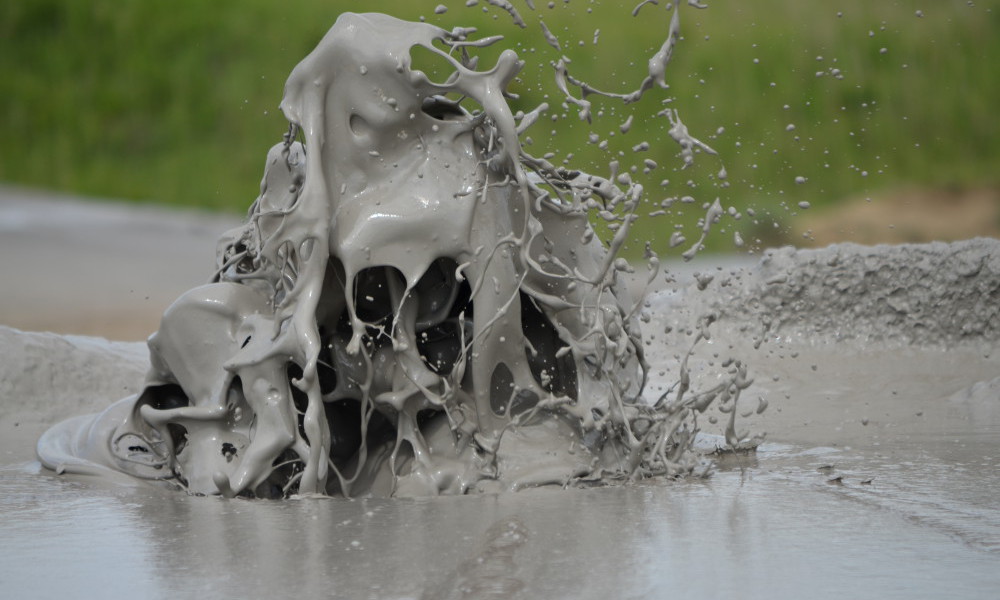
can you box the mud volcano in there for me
[37,13,752,498]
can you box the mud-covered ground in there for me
[2,190,999,598]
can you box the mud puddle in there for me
[3,330,999,598]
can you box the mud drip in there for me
[39,11,756,498]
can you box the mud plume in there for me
[39,11,752,498]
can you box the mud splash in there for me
[38,10,755,498]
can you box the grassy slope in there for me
[1,0,997,255]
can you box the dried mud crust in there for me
[0,326,147,464]
[705,238,1000,345]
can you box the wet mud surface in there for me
[3,235,1000,598]
[4,450,999,600]
[2,334,999,598]
[3,4,999,595]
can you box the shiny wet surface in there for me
[3,341,999,599]
[3,192,998,597]
[3,450,998,599]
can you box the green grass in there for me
[2,0,997,256]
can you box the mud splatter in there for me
[38,10,756,498]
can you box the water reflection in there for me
[0,466,167,600]
[4,451,1000,599]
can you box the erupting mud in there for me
[37,11,756,498]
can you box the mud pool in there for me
[2,200,999,596]
[3,3,1000,597]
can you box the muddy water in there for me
[3,458,997,599]
[3,312,1000,597]
[4,229,1000,597]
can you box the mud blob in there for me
[39,13,742,498]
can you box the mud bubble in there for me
[38,12,756,498]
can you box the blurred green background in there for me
[2,0,997,257]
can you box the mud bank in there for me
[0,327,146,465]
[703,238,1000,346]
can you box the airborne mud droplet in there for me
[37,10,758,498]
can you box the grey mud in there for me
[38,11,756,498]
